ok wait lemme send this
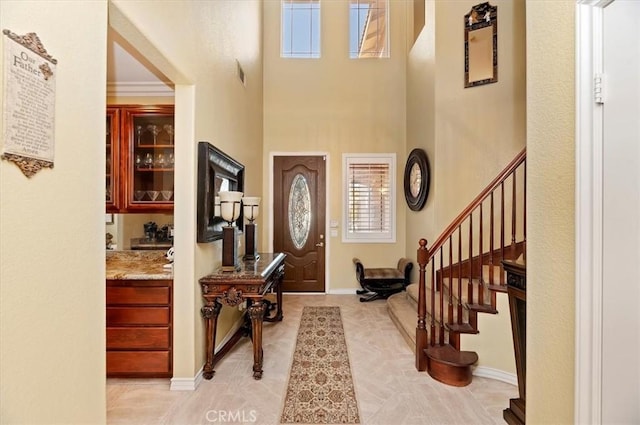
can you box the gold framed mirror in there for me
[465,2,497,88]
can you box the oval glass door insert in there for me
[288,174,311,250]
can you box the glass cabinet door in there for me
[106,107,120,212]
[124,106,174,211]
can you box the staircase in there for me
[388,148,526,386]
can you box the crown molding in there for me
[107,81,174,97]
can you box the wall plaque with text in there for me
[2,30,57,178]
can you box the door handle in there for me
[315,242,324,247]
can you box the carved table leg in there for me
[248,301,266,379]
[201,300,222,380]
[274,272,284,322]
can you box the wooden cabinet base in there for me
[107,327,170,350]
[106,278,172,378]
[107,351,171,377]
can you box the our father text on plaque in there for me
[2,30,57,178]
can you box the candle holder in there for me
[242,197,261,261]
[219,191,243,272]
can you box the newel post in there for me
[416,238,429,371]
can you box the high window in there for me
[343,154,396,242]
[349,0,389,58]
[281,0,321,58]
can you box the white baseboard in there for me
[170,367,203,391]
[327,289,358,295]
[169,316,245,391]
[472,366,518,386]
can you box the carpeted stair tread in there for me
[387,292,418,349]
[406,283,419,304]
[406,283,478,332]
[387,288,457,348]
[408,283,466,326]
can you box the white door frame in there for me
[575,1,612,423]
[268,151,331,293]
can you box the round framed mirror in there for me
[403,148,430,211]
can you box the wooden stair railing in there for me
[415,148,526,386]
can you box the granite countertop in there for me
[106,250,173,280]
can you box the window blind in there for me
[347,162,391,233]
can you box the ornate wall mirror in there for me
[196,141,245,242]
[465,2,497,88]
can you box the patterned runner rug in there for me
[280,306,360,424]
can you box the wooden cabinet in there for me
[106,108,120,212]
[106,105,174,213]
[106,279,173,377]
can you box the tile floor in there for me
[107,294,518,425]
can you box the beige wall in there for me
[432,0,526,232]
[1,2,263,421]
[0,1,107,423]
[0,1,580,422]
[405,0,526,375]
[526,1,575,423]
[109,0,264,376]
[405,0,437,264]
[263,0,408,291]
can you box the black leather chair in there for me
[352,257,413,302]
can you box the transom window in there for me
[349,0,390,58]
[343,154,396,243]
[281,0,321,58]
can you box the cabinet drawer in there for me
[107,327,170,349]
[107,307,170,325]
[107,351,170,375]
[107,286,170,305]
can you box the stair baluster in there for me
[500,181,506,286]
[479,203,484,305]
[415,239,428,371]
[457,226,463,324]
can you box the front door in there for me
[273,156,326,292]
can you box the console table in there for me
[199,253,285,380]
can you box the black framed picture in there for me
[196,141,245,242]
